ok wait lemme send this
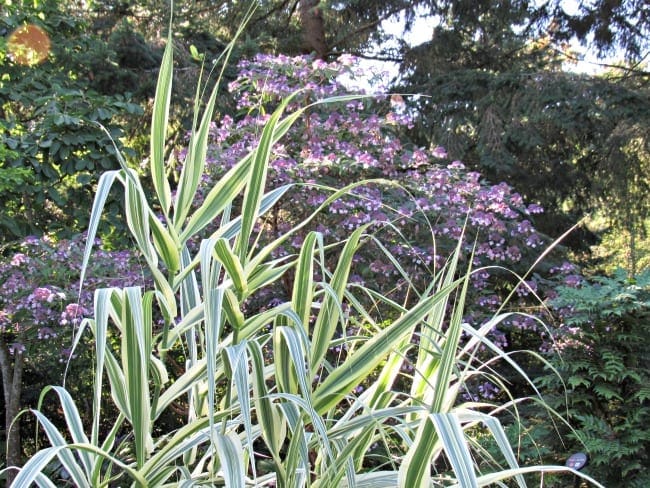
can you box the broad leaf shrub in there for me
[4,30,604,488]
[1,1,144,242]
[538,269,650,487]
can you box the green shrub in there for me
[540,268,650,487]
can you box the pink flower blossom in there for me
[11,253,28,266]
[448,160,465,170]
[431,146,448,159]
[337,54,356,66]
[32,287,55,301]
[60,302,87,325]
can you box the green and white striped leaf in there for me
[214,432,247,488]
[469,466,606,488]
[28,411,89,486]
[154,358,209,420]
[78,170,119,293]
[172,6,254,230]
[235,93,296,263]
[37,386,92,474]
[173,74,222,228]
[277,399,311,487]
[11,447,70,488]
[430,413,479,488]
[222,341,255,477]
[249,340,286,461]
[222,288,245,330]
[150,210,180,274]
[178,155,253,242]
[340,471,399,488]
[313,280,461,413]
[310,224,369,375]
[456,410,526,488]
[214,238,248,296]
[205,285,224,448]
[292,231,321,332]
[150,30,173,216]
[121,287,154,467]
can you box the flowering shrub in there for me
[0,234,144,362]
[0,233,146,478]
[194,53,569,356]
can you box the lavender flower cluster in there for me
[0,234,145,361]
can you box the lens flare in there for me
[7,24,51,66]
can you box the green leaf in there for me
[214,432,246,488]
[189,44,203,61]
[310,224,368,375]
[150,32,173,216]
[214,238,248,296]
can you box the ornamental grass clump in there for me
[5,18,604,488]
[197,53,570,354]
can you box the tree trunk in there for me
[299,0,328,59]
[627,227,637,279]
[0,337,23,487]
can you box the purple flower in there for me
[431,146,448,159]
[516,280,538,297]
[505,245,522,261]
[23,235,40,245]
[526,203,544,214]
[60,303,87,325]
[447,160,465,170]
[551,261,576,274]
[37,327,57,339]
[32,287,57,302]
[190,50,576,362]
[59,347,78,362]
[478,381,499,400]
[8,342,25,355]
[564,274,583,288]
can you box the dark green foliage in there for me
[1,0,143,242]
[539,269,650,487]
[551,0,650,62]
[398,2,650,254]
